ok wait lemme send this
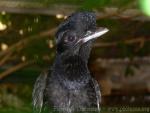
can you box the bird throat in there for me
[54,55,90,82]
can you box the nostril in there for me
[85,31,92,37]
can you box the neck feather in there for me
[54,55,90,81]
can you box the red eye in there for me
[64,36,76,43]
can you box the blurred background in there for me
[0,0,150,113]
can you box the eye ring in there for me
[64,35,76,43]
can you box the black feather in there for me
[33,12,101,113]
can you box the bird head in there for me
[55,12,109,62]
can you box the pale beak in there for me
[81,27,109,43]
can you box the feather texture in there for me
[92,78,101,112]
[32,71,48,113]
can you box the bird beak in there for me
[80,27,109,43]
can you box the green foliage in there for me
[139,0,150,16]
[0,12,10,22]
[29,0,135,9]
[117,42,134,58]
[137,42,150,56]
[111,0,133,8]
[125,64,135,77]
[80,0,111,10]
[0,13,57,67]
[36,0,82,5]
[0,86,24,109]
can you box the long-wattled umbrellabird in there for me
[33,12,109,113]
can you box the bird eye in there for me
[64,35,76,43]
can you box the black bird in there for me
[33,12,109,113]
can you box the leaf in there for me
[125,65,134,77]
[80,0,111,10]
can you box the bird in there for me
[32,12,109,113]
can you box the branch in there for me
[0,1,149,21]
[0,28,56,59]
[0,52,12,66]
[0,60,34,80]
[95,56,150,65]
[94,37,149,48]
[0,1,77,16]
